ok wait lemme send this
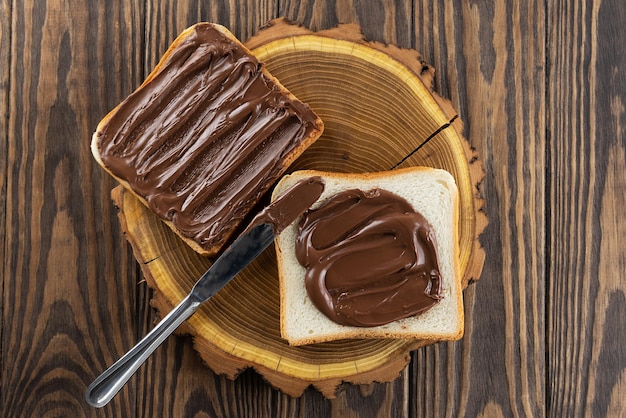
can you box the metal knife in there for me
[85,222,274,407]
[85,176,324,408]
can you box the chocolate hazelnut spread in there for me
[95,23,321,253]
[295,189,443,327]
[248,176,325,234]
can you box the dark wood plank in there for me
[279,0,413,49]
[1,1,143,416]
[0,0,9,331]
[412,1,547,416]
[547,1,626,416]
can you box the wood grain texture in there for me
[2,1,144,416]
[4,0,624,417]
[279,0,413,49]
[413,1,547,417]
[0,0,9,321]
[548,0,626,416]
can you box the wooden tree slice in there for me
[112,19,486,398]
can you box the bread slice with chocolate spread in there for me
[91,23,323,256]
[272,167,463,346]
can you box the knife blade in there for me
[85,176,324,408]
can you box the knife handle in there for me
[85,294,201,408]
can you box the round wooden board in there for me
[113,19,486,398]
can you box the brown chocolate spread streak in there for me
[95,23,320,252]
[248,176,325,234]
[295,189,443,327]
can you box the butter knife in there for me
[85,176,324,408]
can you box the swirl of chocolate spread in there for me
[96,23,320,252]
[295,189,443,327]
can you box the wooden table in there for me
[1,1,624,417]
